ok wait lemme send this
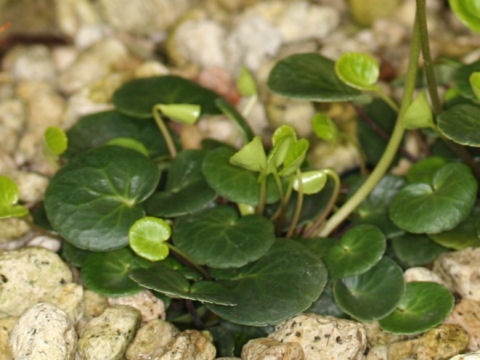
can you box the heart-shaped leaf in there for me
[333,257,405,321]
[312,113,339,141]
[155,104,201,125]
[113,76,221,118]
[391,234,447,267]
[453,59,480,101]
[82,248,149,297]
[106,137,149,156]
[324,224,386,278]
[44,126,68,156]
[293,170,328,195]
[130,262,236,305]
[173,206,275,268]
[206,239,328,326]
[402,92,434,130]
[470,72,480,101]
[229,136,267,173]
[129,217,171,261]
[438,103,480,146]
[65,110,174,159]
[268,53,362,102]
[379,282,454,334]
[202,147,279,206]
[389,163,477,234]
[45,146,160,251]
[335,52,380,90]
[449,0,480,33]
[145,150,216,217]
[406,157,447,184]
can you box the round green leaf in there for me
[145,150,216,217]
[438,104,480,146]
[470,72,480,101]
[335,52,379,90]
[324,224,386,278]
[333,257,405,321]
[402,92,434,130]
[237,66,257,96]
[389,163,477,234]
[206,239,328,326]
[229,136,267,173]
[0,175,19,206]
[202,147,279,206]
[312,113,339,141]
[391,234,447,267]
[0,205,28,219]
[293,170,327,195]
[453,60,480,102]
[267,53,362,102]
[113,76,221,118]
[129,217,171,261]
[429,209,480,249]
[61,242,91,267]
[173,206,275,268]
[406,157,447,184]
[155,104,200,125]
[45,146,160,251]
[449,0,480,33]
[82,248,148,297]
[44,126,68,156]
[379,282,454,334]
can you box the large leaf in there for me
[113,76,221,118]
[453,60,480,102]
[45,146,160,251]
[406,157,447,184]
[333,257,405,321]
[145,150,216,217]
[267,53,362,102]
[173,206,275,269]
[438,104,480,146]
[65,110,173,159]
[391,234,447,267]
[206,239,328,326]
[389,163,477,234]
[202,147,279,206]
[449,0,480,33]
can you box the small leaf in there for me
[268,125,296,171]
[438,104,480,146]
[379,282,454,334]
[470,72,480,101]
[0,175,19,206]
[0,205,29,219]
[453,59,480,102]
[280,139,309,176]
[156,104,201,125]
[324,224,386,278]
[44,126,68,156]
[293,171,327,195]
[312,113,339,141]
[402,92,434,129]
[129,217,171,262]
[391,234,447,267]
[237,66,257,96]
[449,0,480,33]
[229,136,267,173]
[335,52,380,90]
[406,157,447,184]
[106,137,149,156]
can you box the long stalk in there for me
[317,16,422,237]
[153,106,178,158]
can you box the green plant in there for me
[4,0,476,355]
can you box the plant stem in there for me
[376,90,400,112]
[256,174,267,215]
[242,95,258,118]
[153,106,177,158]
[167,243,212,280]
[303,169,341,238]
[317,16,422,237]
[286,169,304,238]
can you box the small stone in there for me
[366,345,388,360]
[445,298,480,351]
[198,115,243,147]
[108,290,166,322]
[27,236,62,253]
[83,290,108,319]
[0,218,31,248]
[51,46,79,72]
[0,316,17,360]
[241,337,305,360]
[75,24,113,49]
[2,45,56,83]
[54,0,100,37]
[363,321,408,348]
[0,247,73,316]
[154,329,216,360]
[267,94,315,138]
[43,283,84,324]
[10,303,76,360]
[126,319,179,360]
[434,247,480,301]
[78,305,141,360]
[269,314,367,360]
[0,98,25,154]
[404,267,450,287]
[13,171,49,203]
[134,61,169,78]
[450,352,480,359]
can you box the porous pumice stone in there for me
[44,282,84,323]
[444,298,480,351]
[108,289,166,322]
[366,345,388,360]
[0,316,18,360]
[241,337,305,360]
[78,305,141,360]
[450,352,480,359]
[0,247,73,316]
[9,302,77,360]
[154,329,217,360]
[269,313,367,360]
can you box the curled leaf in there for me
[293,171,328,195]
[335,52,380,90]
[156,104,201,125]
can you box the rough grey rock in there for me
[241,337,305,360]
[26,235,62,253]
[450,352,480,359]
[9,303,76,360]
[445,298,480,351]
[108,290,166,323]
[0,316,17,360]
[269,314,367,360]
[363,321,408,348]
[153,329,216,360]
[366,345,388,360]
[13,171,49,204]
[44,283,84,324]
[78,305,141,360]
[0,247,72,316]
[2,45,56,83]
[0,98,25,154]
[404,267,449,287]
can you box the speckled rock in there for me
[267,95,315,138]
[0,247,73,316]
[78,305,141,360]
[26,235,62,253]
[13,171,49,203]
[108,290,166,322]
[445,298,480,351]
[404,267,450,287]
[388,325,469,360]
[198,115,243,147]
[269,314,367,360]
[450,352,480,359]
[126,319,179,360]
[44,283,84,323]
[241,337,304,360]
[83,290,108,319]
[0,316,17,360]
[363,321,408,348]
[0,98,25,154]
[9,303,76,360]
[434,247,480,302]
[134,61,169,78]
[154,329,217,360]
[2,45,56,83]
[366,345,388,360]
[0,218,31,246]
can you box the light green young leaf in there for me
[293,171,328,195]
[402,92,434,130]
[237,66,257,96]
[279,139,310,176]
[44,126,68,156]
[449,0,480,33]
[0,175,19,206]
[268,125,297,171]
[0,205,29,219]
[106,137,149,156]
[229,136,267,173]
[470,72,480,101]
[312,113,339,141]
[335,52,380,90]
[156,104,201,125]
[129,217,171,262]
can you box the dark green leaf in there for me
[45,146,160,251]
[438,104,480,146]
[173,206,275,268]
[429,208,480,249]
[391,234,447,267]
[61,242,91,267]
[209,321,267,357]
[307,282,346,318]
[268,53,362,102]
[453,60,480,102]
[406,157,447,184]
